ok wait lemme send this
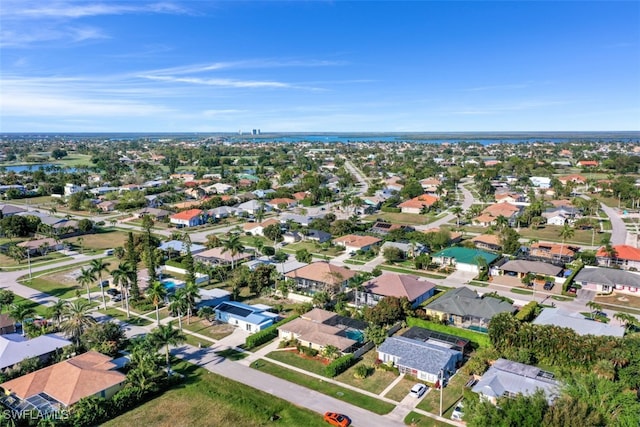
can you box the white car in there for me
[409,383,427,398]
[451,401,464,421]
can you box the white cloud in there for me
[1,1,190,19]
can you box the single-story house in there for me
[194,247,253,266]
[573,266,640,295]
[277,308,364,354]
[158,240,206,255]
[17,238,63,256]
[214,301,277,333]
[357,273,436,308]
[472,358,560,405]
[494,193,525,204]
[306,229,332,243]
[333,234,382,253]
[530,176,552,188]
[0,351,126,413]
[285,262,356,295]
[280,213,321,227]
[473,203,522,227]
[282,231,303,244]
[378,336,462,384]
[431,247,499,274]
[0,333,72,371]
[498,260,563,279]
[207,206,239,219]
[369,221,414,236]
[267,198,297,210]
[246,256,309,276]
[380,241,425,258]
[0,204,26,217]
[136,207,172,221]
[528,242,579,264]
[0,314,16,335]
[196,288,231,309]
[169,209,205,228]
[595,244,640,270]
[398,194,439,214]
[424,286,515,330]
[237,200,271,216]
[532,308,625,337]
[96,200,118,212]
[577,160,598,167]
[243,218,280,237]
[471,234,502,252]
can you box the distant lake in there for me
[0,163,77,173]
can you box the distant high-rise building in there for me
[252,129,257,135]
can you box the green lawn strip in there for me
[250,359,395,415]
[11,294,50,317]
[181,319,235,341]
[416,372,469,415]
[510,287,534,295]
[344,259,366,265]
[334,350,398,394]
[551,295,572,302]
[102,360,326,427]
[182,334,212,348]
[265,350,327,375]
[380,265,448,279]
[0,252,69,269]
[467,280,489,287]
[403,411,453,427]
[385,376,418,402]
[96,307,152,326]
[579,312,609,323]
[516,226,599,246]
[406,318,490,349]
[596,303,640,316]
[21,276,101,299]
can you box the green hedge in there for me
[324,354,355,377]
[563,261,584,293]
[165,258,187,269]
[515,301,538,322]
[245,315,299,350]
[406,317,490,349]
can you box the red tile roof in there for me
[333,234,382,249]
[398,194,439,209]
[285,262,356,285]
[170,209,203,220]
[596,245,640,261]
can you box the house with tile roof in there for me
[285,262,356,295]
[472,202,522,228]
[194,247,253,266]
[558,174,587,185]
[0,351,126,411]
[358,273,436,308]
[494,192,525,204]
[424,286,515,329]
[577,160,598,167]
[595,244,640,270]
[398,194,439,214]
[169,209,205,227]
[472,358,560,405]
[277,308,366,354]
[498,260,563,279]
[333,234,382,253]
[378,336,462,385]
[267,198,297,210]
[528,242,579,264]
[471,234,502,252]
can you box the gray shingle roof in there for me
[574,266,640,288]
[425,287,515,320]
[377,336,462,377]
[500,260,562,276]
[532,308,625,337]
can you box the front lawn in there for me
[0,251,68,269]
[103,361,326,427]
[265,350,327,376]
[181,318,236,341]
[416,372,472,415]
[283,241,345,257]
[403,411,454,427]
[250,359,395,415]
[10,294,50,317]
[385,376,420,402]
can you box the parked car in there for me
[107,288,120,296]
[506,271,517,277]
[323,412,350,427]
[99,280,109,287]
[451,401,465,421]
[543,282,554,290]
[111,294,122,302]
[567,287,577,294]
[410,383,427,398]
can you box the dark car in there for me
[106,288,120,296]
[543,282,554,290]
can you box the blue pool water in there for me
[161,279,184,293]
[345,330,364,343]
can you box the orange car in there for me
[323,412,351,427]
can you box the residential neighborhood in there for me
[1,133,640,427]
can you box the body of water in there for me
[1,163,77,173]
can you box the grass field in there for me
[250,359,395,415]
[363,212,440,226]
[334,350,398,395]
[283,241,344,257]
[404,411,454,427]
[10,294,50,317]
[406,318,490,349]
[102,361,327,427]
[265,350,327,376]
[63,230,131,253]
[0,251,68,269]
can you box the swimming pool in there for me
[161,279,184,293]
[345,329,364,343]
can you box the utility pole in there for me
[439,369,444,417]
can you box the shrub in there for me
[381,206,401,213]
[353,364,372,379]
[297,345,319,357]
[245,315,299,349]
[324,354,355,377]
[515,301,538,322]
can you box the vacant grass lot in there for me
[103,361,326,427]
[63,230,131,253]
[266,350,327,376]
[283,241,344,257]
[334,350,398,394]
[363,212,439,226]
[250,359,395,415]
[24,259,118,299]
[181,318,236,341]
[0,251,68,269]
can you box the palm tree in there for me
[9,303,36,336]
[183,282,200,325]
[77,267,96,302]
[451,206,463,228]
[47,299,67,327]
[111,263,133,318]
[222,234,245,270]
[90,259,109,309]
[168,289,188,331]
[60,299,96,345]
[558,224,575,259]
[149,322,186,375]
[146,281,167,326]
[586,301,602,319]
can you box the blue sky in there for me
[1,1,639,132]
